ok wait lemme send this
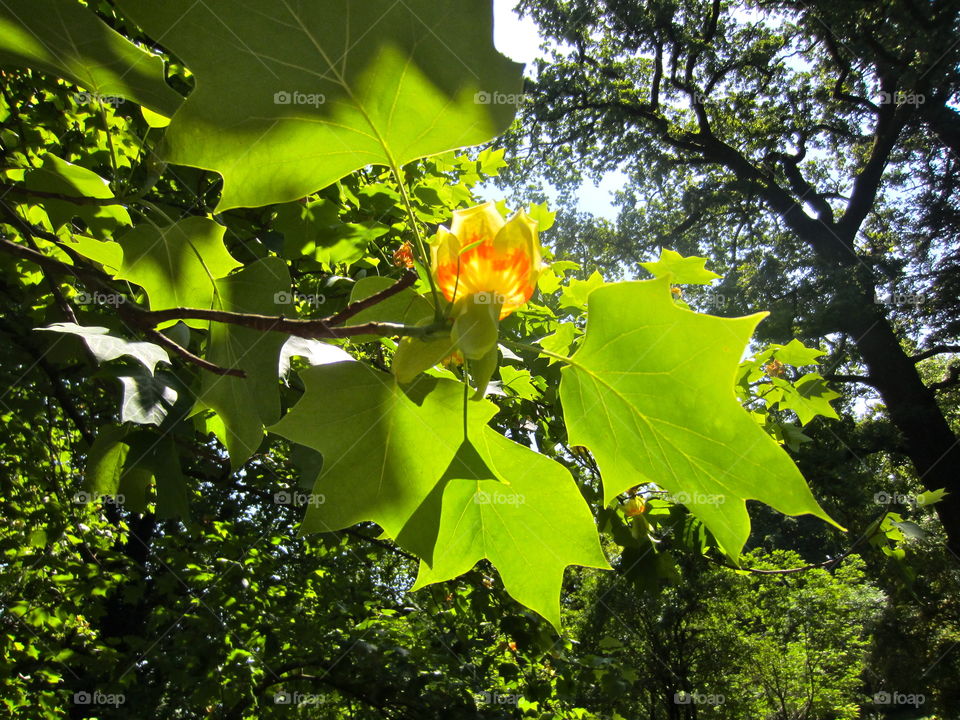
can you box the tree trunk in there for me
[838,287,960,556]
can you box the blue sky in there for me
[489,0,626,219]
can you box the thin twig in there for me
[324,270,418,325]
[135,321,245,378]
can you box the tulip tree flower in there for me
[430,201,544,321]
[428,202,544,369]
[393,202,545,393]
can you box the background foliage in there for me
[0,0,957,718]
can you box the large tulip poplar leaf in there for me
[116,0,524,210]
[268,363,495,561]
[411,426,610,630]
[0,0,182,115]
[115,218,285,465]
[559,276,841,555]
[196,258,291,468]
[116,217,242,329]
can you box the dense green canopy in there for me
[0,0,957,718]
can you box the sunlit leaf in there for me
[0,0,182,114]
[412,427,610,630]
[640,248,722,284]
[37,323,169,374]
[21,154,131,238]
[196,258,291,468]
[559,276,841,555]
[117,0,524,209]
[269,362,488,562]
[116,217,242,329]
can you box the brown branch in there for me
[0,236,243,378]
[0,235,442,358]
[129,305,445,340]
[324,271,418,325]
[0,235,91,278]
[138,322,245,378]
[17,226,80,324]
[0,207,123,296]
[911,345,960,362]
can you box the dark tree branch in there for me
[650,40,663,109]
[911,345,960,362]
[836,97,912,240]
[0,236,245,376]
[0,233,441,358]
[130,305,445,340]
[774,151,835,223]
[921,102,960,158]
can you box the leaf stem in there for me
[388,161,443,321]
[462,358,470,441]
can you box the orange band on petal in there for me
[429,204,544,320]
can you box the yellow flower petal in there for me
[449,201,505,244]
[430,202,545,319]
